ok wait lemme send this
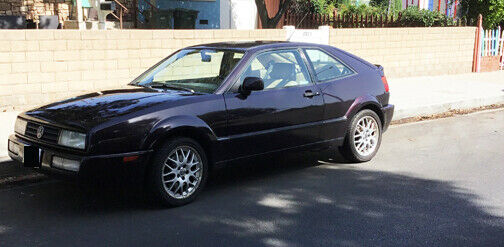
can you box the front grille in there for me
[25,122,60,144]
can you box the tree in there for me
[255,0,293,28]
[312,0,335,15]
[459,0,504,28]
[370,0,402,14]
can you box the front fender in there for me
[142,115,218,150]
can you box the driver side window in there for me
[238,50,311,91]
[305,49,355,81]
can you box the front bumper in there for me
[8,134,152,179]
[381,104,394,132]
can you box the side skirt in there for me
[213,137,344,169]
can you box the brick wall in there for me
[329,27,477,78]
[0,28,478,111]
[0,29,286,111]
[480,56,500,72]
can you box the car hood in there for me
[23,87,193,130]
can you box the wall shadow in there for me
[0,153,503,246]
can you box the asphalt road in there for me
[0,109,503,247]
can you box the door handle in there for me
[303,90,320,98]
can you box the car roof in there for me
[189,41,327,52]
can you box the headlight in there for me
[14,118,27,135]
[58,130,86,150]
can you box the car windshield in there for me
[131,49,245,94]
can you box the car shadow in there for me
[0,152,503,246]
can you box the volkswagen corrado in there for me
[8,41,394,206]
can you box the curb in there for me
[0,156,12,163]
[0,173,47,189]
[392,95,504,121]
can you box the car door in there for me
[302,48,358,141]
[223,49,325,159]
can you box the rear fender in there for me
[345,95,384,125]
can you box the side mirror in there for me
[241,77,264,93]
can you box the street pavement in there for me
[0,109,503,246]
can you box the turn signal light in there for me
[52,156,80,172]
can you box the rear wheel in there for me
[147,137,208,207]
[340,109,382,163]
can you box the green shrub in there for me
[338,2,386,16]
[399,7,455,27]
[330,2,455,27]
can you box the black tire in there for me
[340,109,382,163]
[147,137,209,207]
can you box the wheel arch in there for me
[345,95,385,127]
[143,115,218,166]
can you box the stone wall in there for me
[0,0,72,23]
[0,0,135,25]
[329,27,477,78]
[0,29,286,111]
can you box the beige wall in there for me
[0,27,477,111]
[0,29,286,111]
[329,27,476,78]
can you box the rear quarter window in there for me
[305,49,355,82]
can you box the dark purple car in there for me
[8,41,393,206]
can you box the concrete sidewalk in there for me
[1,112,18,159]
[389,71,504,120]
[0,71,503,158]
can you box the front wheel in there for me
[147,137,208,207]
[340,109,382,163]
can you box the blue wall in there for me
[156,0,220,29]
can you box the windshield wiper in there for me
[148,83,196,93]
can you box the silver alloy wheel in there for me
[353,116,379,157]
[162,146,203,199]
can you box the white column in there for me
[230,0,257,29]
[75,0,85,29]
